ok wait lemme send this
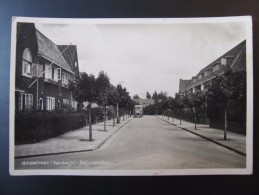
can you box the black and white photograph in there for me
[9,17,253,175]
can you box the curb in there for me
[157,116,246,157]
[15,117,133,159]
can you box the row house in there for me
[15,23,79,112]
[179,40,246,93]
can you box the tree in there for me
[168,96,177,121]
[205,65,246,140]
[175,92,185,124]
[133,94,140,99]
[95,71,111,131]
[69,72,98,141]
[152,91,158,102]
[146,92,151,99]
[117,84,131,121]
[107,85,119,126]
[185,90,206,130]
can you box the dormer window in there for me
[212,64,219,72]
[22,48,32,77]
[221,57,227,66]
[198,73,204,80]
[192,76,198,83]
[204,68,212,76]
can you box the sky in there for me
[36,21,246,98]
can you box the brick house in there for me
[179,40,246,93]
[15,23,79,112]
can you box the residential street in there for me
[15,115,245,170]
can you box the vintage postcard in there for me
[9,16,253,175]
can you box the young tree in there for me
[205,65,246,140]
[107,85,119,126]
[168,96,177,121]
[69,72,98,141]
[185,90,205,130]
[175,92,185,125]
[117,84,130,121]
[96,71,111,131]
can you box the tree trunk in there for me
[194,106,197,130]
[104,105,107,131]
[117,104,119,124]
[113,107,115,127]
[224,105,228,140]
[88,103,92,141]
[180,109,182,125]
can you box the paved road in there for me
[15,115,245,170]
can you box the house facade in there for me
[179,40,246,93]
[15,23,79,112]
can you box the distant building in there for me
[15,23,79,112]
[134,99,155,108]
[179,40,246,93]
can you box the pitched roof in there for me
[197,40,246,75]
[184,40,246,90]
[231,44,246,72]
[35,29,73,73]
[57,45,78,70]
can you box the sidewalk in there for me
[15,117,132,158]
[157,116,246,156]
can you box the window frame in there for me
[212,64,219,72]
[57,68,61,80]
[22,48,33,77]
[19,93,33,111]
[46,96,55,111]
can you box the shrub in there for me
[15,112,86,145]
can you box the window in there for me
[19,93,33,111]
[32,63,44,77]
[46,96,55,110]
[52,67,55,80]
[57,68,61,80]
[75,61,78,67]
[63,99,69,104]
[22,48,32,77]
[45,64,52,79]
[204,69,212,76]
[198,73,204,80]
[213,64,219,72]
[62,72,70,85]
[45,64,59,81]
[221,57,227,66]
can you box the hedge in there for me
[15,112,86,145]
